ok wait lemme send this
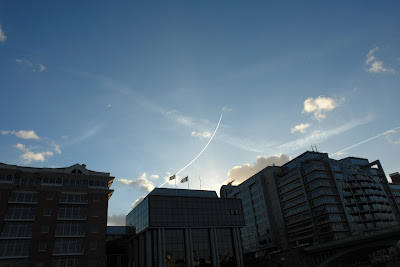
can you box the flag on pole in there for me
[169,174,176,181]
[180,176,188,183]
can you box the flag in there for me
[180,176,188,183]
[169,175,176,181]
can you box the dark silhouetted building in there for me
[0,162,114,267]
[221,151,400,266]
[126,188,245,267]
[106,226,134,267]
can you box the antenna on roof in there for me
[310,143,314,152]
[314,144,318,152]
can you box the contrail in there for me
[331,126,400,156]
[159,115,223,187]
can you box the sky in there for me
[1,1,400,226]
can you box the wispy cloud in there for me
[0,24,6,43]
[38,64,47,72]
[222,106,232,112]
[291,123,310,134]
[150,174,159,179]
[191,131,211,139]
[118,172,155,192]
[14,143,54,164]
[14,58,47,72]
[365,46,395,73]
[1,130,40,140]
[227,154,291,185]
[69,124,103,145]
[302,96,341,120]
[278,115,374,153]
[51,141,62,154]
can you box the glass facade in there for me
[126,197,149,233]
[216,228,236,267]
[165,229,186,267]
[192,229,212,267]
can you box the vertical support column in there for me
[158,228,163,267]
[185,228,193,267]
[145,230,152,267]
[232,227,244,267]
[210,228,220,267]
[139,235,145,267]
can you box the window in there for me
[44,208,52,216]
[91,208,99,217]
[46,192,54,200]
[90,225,98,233]
[60,193,87,203]
[9,191,38,203]
[56,222,85,236]
[41,224,49,233]
[53,238,83,255]
[93,194,100,202]
[38,241,47,251]
[5,205,36,220]
[90,240,97,250]
[0,240,30,257]
[1,222,33,237]
[58,206,86,220]
[230,209,239,215]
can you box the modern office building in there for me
[221,151,400,265]
[126,188,245,267]
[0,162,114,267]
[389,172,400,208]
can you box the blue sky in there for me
[1,1,399,225]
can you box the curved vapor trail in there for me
[159,115,223,187]
[331,126,400,156]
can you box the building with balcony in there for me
[220,151,400,266]
[126,188,245,267]
[0,162,114,267]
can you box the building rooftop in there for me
[0,162,113,177]
[148,187,218,198]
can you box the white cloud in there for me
[0,24,6,43]
[227,154,291,185]
[302,96,340,120]
[118,172,155,192]
[106,104,111,108]
[369,61,395,73]
[39,64,47,72]
[107,214,126,226]
[51,142,62,154]
[2,130,40,140]
[131,196,146,209]
[150,174,159,179]
[14,143,54,164]
[14,59,48,73]
[291,123,310,134]
[222,106,232,112]
[191,131,211,139]
[365,46,395,73]
[278,115,374,153]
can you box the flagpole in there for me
[199,176,201,190]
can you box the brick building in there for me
[0,162,114,267]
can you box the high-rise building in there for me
[221,151,400,265]
[0,162,114,267]
[126,188,245,267]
